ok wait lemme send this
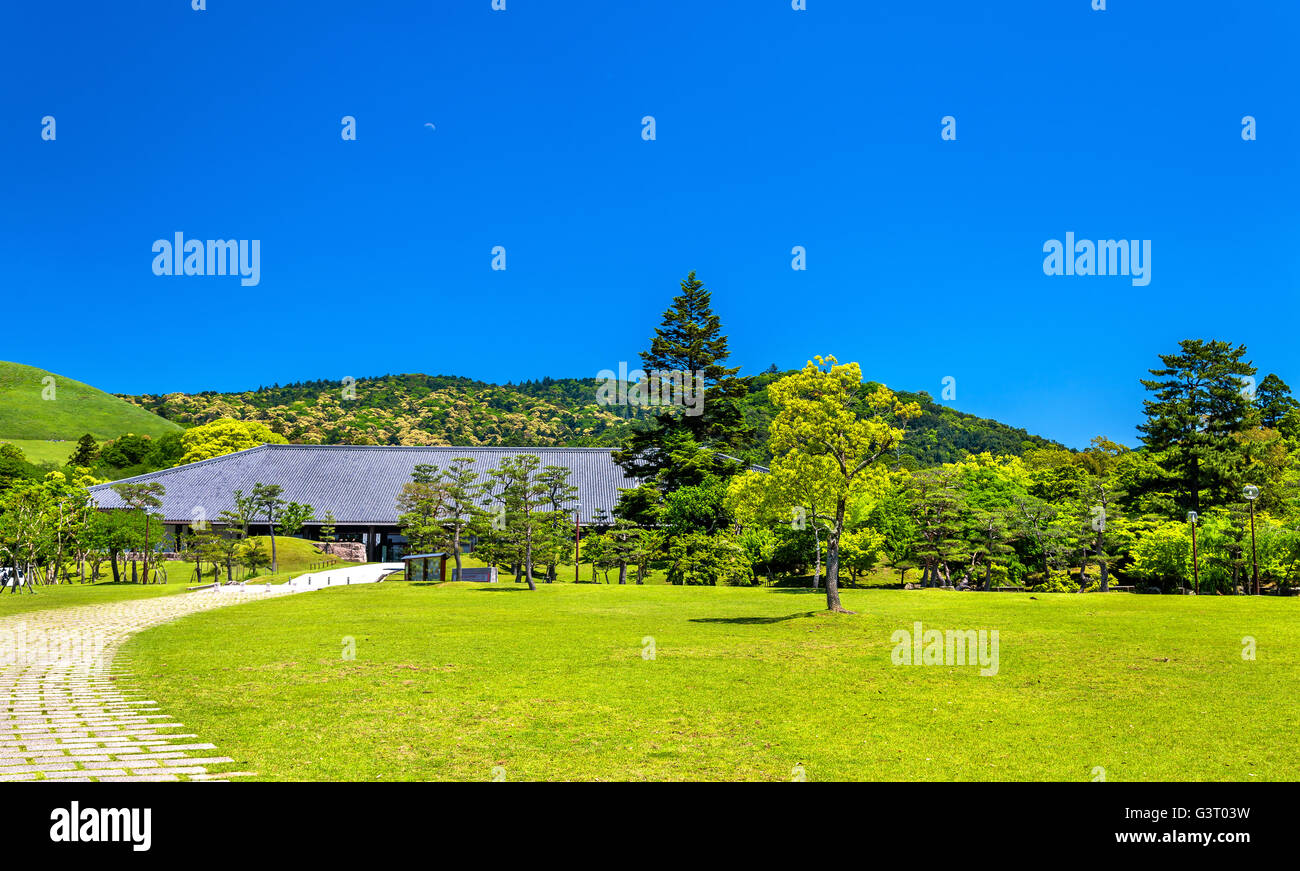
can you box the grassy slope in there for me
[165,535,358,586]
[0,438,77,465]
[122,584,1299,781]
[0,360,180,443]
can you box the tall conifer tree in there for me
[613,272,750,488]
[1138,340,1255,514]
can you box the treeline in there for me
[0,473,325,590]
[576,279,1300,608]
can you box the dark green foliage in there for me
[95,432,183,477]
[69,434,99,467]
[1255,374,1298,428]
[0,444,40,491]
[614,272,752,485]
[1138,339,1256,513]
[660,478,732,537]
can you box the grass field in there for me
[119,583,1300,781]
[0,579,189,616]
[0,360,180,443]
[0,536,358,616]
[0,438,77,465]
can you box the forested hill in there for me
[122,371,1062,465]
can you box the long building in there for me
[88,444,639,562]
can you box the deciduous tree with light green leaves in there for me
[177,418,288,465]
[767,355,919,612]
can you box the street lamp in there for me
[1186,510,1199,595]
[1243,485,1261,595]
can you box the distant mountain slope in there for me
[0,361,182,443]
[736,371,1060,466]
[125,374,632,448]
[122,371,1062,464]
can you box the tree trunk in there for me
[618,562,627,584]
[141,515,151,583]
[812,526,822,589]
[523,535,536,590]
[269,525,279,574]
[453,529,463,581]
[824,498,853,613]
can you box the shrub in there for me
[667,532,752,586]
[1029,572,1076,594]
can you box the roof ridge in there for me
[87,443,271,491]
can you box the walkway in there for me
[0,563,401,782]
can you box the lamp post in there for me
[1243,485,1260,595]
[1187,510,1199,595]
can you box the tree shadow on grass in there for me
[690,611,820,625]
[765,588,837,598]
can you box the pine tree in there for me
[1255,373,1298,428]
[613,272,751,487]
[69,434,99,468]
[1138,340,1256,514]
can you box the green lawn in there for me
[0,579,189,616]
[0,438,77,465]
[0,536,359,615]
[120,583,1300,781]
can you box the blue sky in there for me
[1,1,1296,449]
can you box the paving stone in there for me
[1,591,273,783]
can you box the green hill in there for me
[123,371,1061,466]
[0,362,181,462]
[0,360,1061,471]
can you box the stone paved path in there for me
[0,588,300,782]
[1,563,404,782]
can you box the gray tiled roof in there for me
[88,445,638,525]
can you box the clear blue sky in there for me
[2,1,1296,449]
